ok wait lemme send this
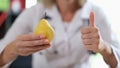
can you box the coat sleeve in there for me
[0,3,45,68]
[94,5,120,68]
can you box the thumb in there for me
[89,11,95,27]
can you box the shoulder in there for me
[20,3,46,18]
[13,3,46,31]
[81,0,107,19]
[83,0,110,27]
[90,1,107,20]
[14,3,46,24]
[90,1,111,30]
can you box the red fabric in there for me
[10,0,25,10]
[20,0,25,10]
[0,12,7,26]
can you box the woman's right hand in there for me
[0,34,50,67]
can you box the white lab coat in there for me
[0,0,120,68]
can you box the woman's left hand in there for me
[81,12,105,53]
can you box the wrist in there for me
[0,43,18,66]
[99,42,112,56]
[99,42,117,68]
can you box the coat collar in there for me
[45,0,93,38]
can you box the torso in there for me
[32,4,91,68]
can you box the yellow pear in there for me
[34,19,55,42]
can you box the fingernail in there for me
[40,35,45,38]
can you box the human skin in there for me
[0,0,117,68]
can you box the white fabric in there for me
[0,0,120,68]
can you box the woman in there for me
[0,0,120,68]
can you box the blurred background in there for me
[0,0,120,68]
[0,0,25,39]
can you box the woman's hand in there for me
[81,12,117,68]
[0,34,50,67]
[81,27,105,53]
[12,34,50,56]
[81,11,105,53]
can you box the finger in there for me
[89,11,95,27]
[17,34,46,41]
[82,32,99,39]
[18,45,50,56]
[25,44,50,48]
[81,27,91,34]
[90,27,98,33]
[22,39,50,47]
[90,38,99,45]
[81,33,92,39]
[25,44,50,52]
[84,45,94,51]
[83,39,92,45]
[83,38,99,45]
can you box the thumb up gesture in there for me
[81,11,105,53]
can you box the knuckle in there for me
[91,28,98,32]
[96,40,99,44]
[82,35,86,39]
[95,45,98,49]
[37,40,43,44]
[21,51,29,56]
[18,48,24,53]
[32,47,44,52]
[83,39,86,43]
[16,35,22,40]
[32,40,43,45]
[16,44,31,56]
[34,47,42,51]
[30,41,35,45]
[30,35,35,39]
[81,28,88,33]
[15,41,21,48]
[93,33,99,38]
[83,39,90,44]
[40,40,45,45]
[82,34,89,39]
[81,35,84,39]
[96,34,99,39]
[96,28,99,32]
[34,41,39,45]
[95,28,98,32]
